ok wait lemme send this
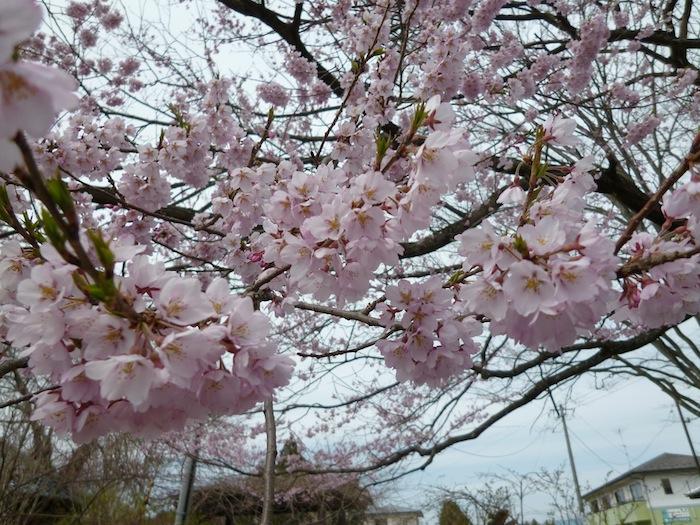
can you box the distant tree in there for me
[276,437,303,473]
[487,509,517,525]
[440,499,472,525]
[532,466,580,525]
[435,480,514,525]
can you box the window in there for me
[601,495,611,510]
[590,500,600,513]
[661,478,673,495]
[614,488,628,504]
[630,482,645,501]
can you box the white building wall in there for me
[643,472,700,508]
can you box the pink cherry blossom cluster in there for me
[66,1,124,32]
[260,165,400,305]
[258,97,476,305]
[565,14,609,94]
[257,82,291,108]
[625,116,661,146]
[458,148,619,351]
[615,230,700,329]
[0,240,293,442]
[2,0,700,452]
[40,114,132,182]
[615,175,700,328]
[377,277,481,386]
[0,0,78,171]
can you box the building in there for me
[583,453,700,525]
[363,505,423,525]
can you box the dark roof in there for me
[583,453,700,498]
[365,505,423,517]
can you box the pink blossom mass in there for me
[0,0,698,494]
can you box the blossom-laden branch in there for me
[0,0,699,461]
[615,139,700,254]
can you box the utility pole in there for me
[559,404,585,519]
[260,398,277,525]
[674,398,700,475]
[174,453,197,525]
[519,478,525,525]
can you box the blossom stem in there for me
[615,138,700,254]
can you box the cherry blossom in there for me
[0,61,78,138]
[542,115,579,147]
[0,0,698,454]
[85,355,160,407]
[157,278,215,326]
[0,0,42,62]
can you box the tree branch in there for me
[0,356,29,379]
[216,0,344,97]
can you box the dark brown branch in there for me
[216,0,344,97]
[617,247,700,278]
[399,186,507,259]
[0,356,29,379]
[398,151,677,261]
[410,328,666,463]
[615,145,700,253]
[293,301,385,327]
[0,385,57,410]
[79,184,197,223]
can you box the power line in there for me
[627,424,668,464]
[451,435,542,459]
[568,427,621,474]
[573,413,633,464]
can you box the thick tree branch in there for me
[0,356,29,379]
[216,0,344,97]
[400,186,507,259]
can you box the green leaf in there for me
[40,209,64,247]
[375,132,391,160]
[22,212,45,243]
[0,185,13,224]
[87,230,115,274]
[448,269,465,285]
[85,283,108,302]
[513,234,529,257]
[46,177,75,217]
[412,102,428,129]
